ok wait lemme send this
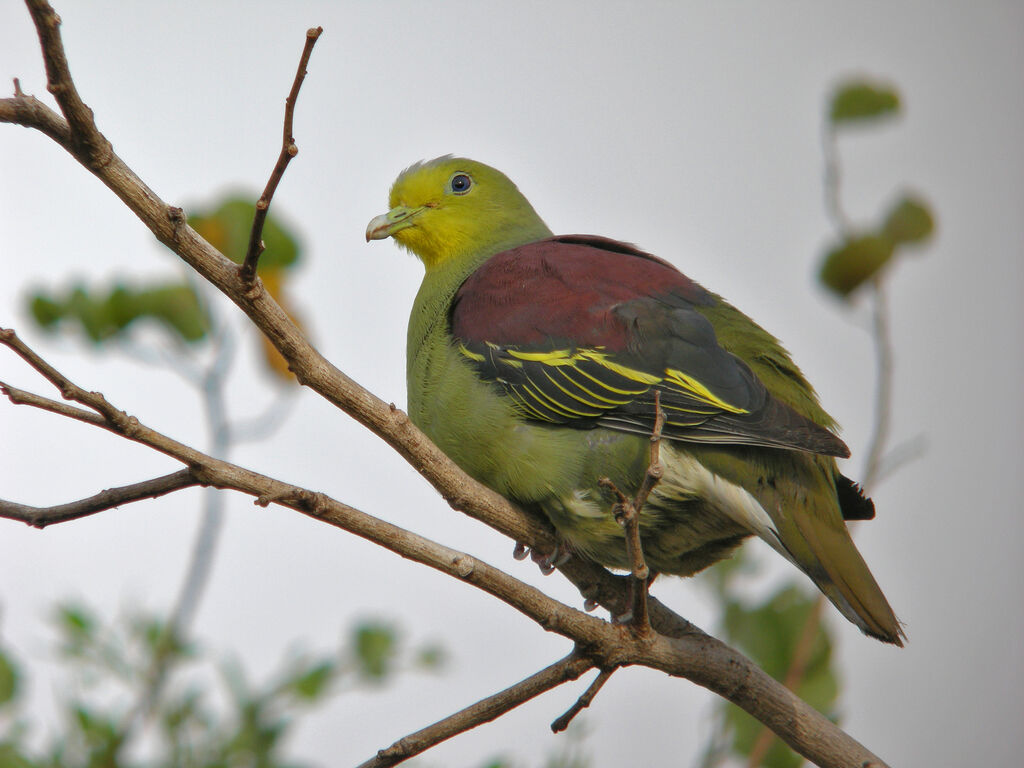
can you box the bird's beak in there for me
[365,205,424,242]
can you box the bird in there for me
[366,156,903,645]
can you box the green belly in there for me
[409,337,749,576]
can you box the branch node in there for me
[242,279,264,301]
[451,554,475,578]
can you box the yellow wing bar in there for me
[459,343,749,424]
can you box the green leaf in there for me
[722,586,839,767]
[26,280,211,345]
[28,295,63,329]
[829,80,901,124]
[352,622,397,681]
[0,743,38,768]
[56,604,95,644]
[819,233,894,297]
[882,194,935,245]
[189,198,300,271]
[0,649,19,707]
[290,660,335,701]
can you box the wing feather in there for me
[450,236,849,457]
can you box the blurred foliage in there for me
[723,588,837,768]
[477,720,590,768]
[0,603,443,768]
[696,550,838,768]
[698,75,934,768]
[191,197,305,381]
[828,80,900,124]
[24,195,305,381]
[29,281,210,344]
[189,198,299,272]
[819,79,935,298]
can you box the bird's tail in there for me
[784,507,905,646]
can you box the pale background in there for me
[2,2,1022,766]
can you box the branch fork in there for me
[0,5,893,767]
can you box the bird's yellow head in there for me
[366,156,552,271]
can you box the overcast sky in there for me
[2,2,1022,766]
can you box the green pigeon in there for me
[367,156,903,645]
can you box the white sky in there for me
[2,2,1022,766]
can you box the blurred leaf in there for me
[414,643,446,671]
[256,269,303,382]
[55,604,96,651]
[829,80,900,124]
[26,280,210,345]
[353,622,397,681]
[71,705,123,762]
[0,649,18,708]
[819,233,894,298]
[289,660,335,701]
[189,198,300,271]
[0,744,38,768]
[723,587,838,768]
[882,194,935,245]
[190,196,307,382]
[28,295,63,328]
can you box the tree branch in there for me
[0,468,199,528]
[550,666,615,733]
[360,652,594,768]
[240,26,323,284]
[24,0,112,166]
[0,5,894,765]
[1,326,889,767]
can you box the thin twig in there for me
[635,390,667,512]
[551,667,616,733]
[25,0,112,165]
[821,124,851,235]
[861,278,893,492]
[0,469,199,528]
[0,7,896,764]
[120,319,236,743]
[240,27,323,284]
[360,652,593,768]
[3,324,889,767]
[874,434,927,487]
[0,379,105,427]
[598,391,665,629]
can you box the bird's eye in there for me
[449,173,473,195]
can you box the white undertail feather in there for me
[659,447,798,566]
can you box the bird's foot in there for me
[511,541,570,575]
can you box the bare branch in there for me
[1,379,105,427]
[2,325,889,767]
[240,26,323,284]
[1,328,606,642]
[746,597,827,768]
[551,666,615,733]
[0,469,199,528]
[0,7,895,765]
[821,123,852,235]
[361,652,594,768]
[25,0,112,166]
